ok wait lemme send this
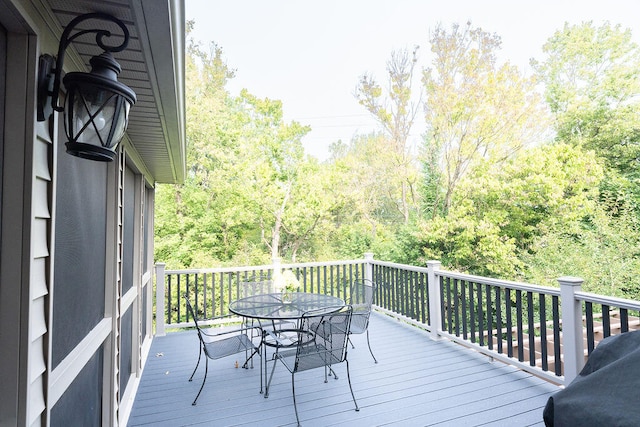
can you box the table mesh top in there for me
[229,292,344,320]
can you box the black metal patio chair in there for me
[265,305,359,426]
[348,279,378,363]
[184,296,261,405]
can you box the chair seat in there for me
[348,322,366,334]
[204,333,256,360]
[277,344,341,373]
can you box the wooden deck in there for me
[127,312,560,427]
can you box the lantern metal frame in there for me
[37,12,137,161]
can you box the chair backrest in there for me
[184,296,206,344]
[295,305,353,372]
[349,279,375,332]
[239,275,273,298]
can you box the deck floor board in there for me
[127,312,559,427]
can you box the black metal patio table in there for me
[229,292,345,393]
[229,292,345,320]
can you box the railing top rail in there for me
[435,269,562,296]
[161,259,365,275]
[576,290,640,311]
[163,265,271,275]
[281,259,364,269]
[369,259,429,274]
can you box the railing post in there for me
[364,252,374,283]
[558,276,584,384]
[427,261,442,340]
[155,263,166,337]
[272,257,282,289]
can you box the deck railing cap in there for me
[557,276,584,286]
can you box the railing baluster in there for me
[420,272,427,324]
[323,265,327,295]
[442,277,449,332]
[486,284,493,350]
[621,308,629,333]
[191,274,196,319]
[469,281,476,343]
[218,272,223,317]
[585,302,594,354]
[409,271,415,320]
[177,274,181,322]
[454,278,461,337]
[203,273,207,318]
[516,290,523,362]
[167,275,172,324]
[552,295,561,376]
[477,283,484,347]
[461,279,468,340]
[506,288,513,358]
[602,305,611,338]
[496,287,502,354]
[539,293,548,371]
[527,291,535,367]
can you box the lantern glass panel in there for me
[66,84,121,149]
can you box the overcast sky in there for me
[186,0,640,160]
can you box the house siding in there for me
[1,1,182,424]
[25,97,54,427]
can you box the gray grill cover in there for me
[543,330,640,426]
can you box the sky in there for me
[186,0,640,161]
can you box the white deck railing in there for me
[154,254,640,386]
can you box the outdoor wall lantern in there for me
[37,12,137,161]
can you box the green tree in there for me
[533,21,640,174]
[408,143,604,279]
[355,47,421,224]
[530,21,640,296]
[524,204,640,298]
[324,133,406,259]
[235,90,316,261]
[423,22,551,214]
[155,24,256,268]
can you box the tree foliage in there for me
[155,20,640,301]
[533,21,640,174]
[355,47,421,223]
[408,143,604,278]
[422,22,551,213]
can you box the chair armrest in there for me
[264,328,315,348]
[200,323,260,339]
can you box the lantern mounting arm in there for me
[49,12,130,114]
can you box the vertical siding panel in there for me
[29,130,52,426]
[115,149,125,423]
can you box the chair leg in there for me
[259,343,263,394]
[328,365,339,380]
[348,336,355,349]
[192,357,208,406]
[242,346,260,369]
[265,351,279,398]
[345,359,360,412]
[263,332,270,396]
[189,345,203,382]
[291,373,301,427]
[366,330,378,363]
